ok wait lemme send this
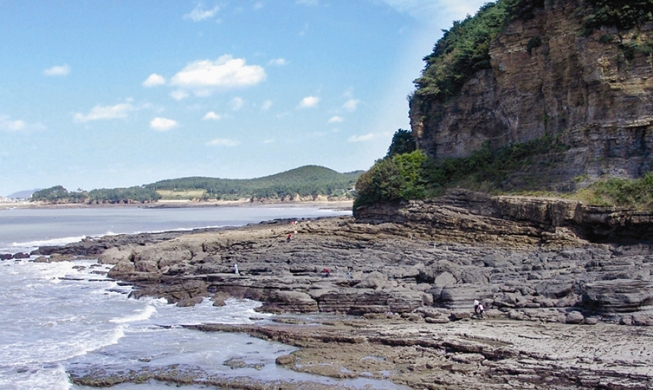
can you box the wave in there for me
[110,304,157,324]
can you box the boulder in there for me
[582,279,653,313]
[565,311,585,324]
[264,291,318,313]
[98,246,135,265]
[357,271,390,290]
[275,354,296,365]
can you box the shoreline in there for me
[0,199,353,211]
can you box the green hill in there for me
[30,166,362,204]
[146,165,362,201]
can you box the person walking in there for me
[474,299,480,315]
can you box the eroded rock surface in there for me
[63,195,653,328]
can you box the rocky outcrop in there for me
[410,0,653,191]
[354,189,653,244]
[58,199,649,326]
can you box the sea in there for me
[0,205,408,390]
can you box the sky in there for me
[0,0,488,196]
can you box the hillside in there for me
[143,165,361,201]
[29,166,361,204]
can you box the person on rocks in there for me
[287,233,292,243]
[234,263,239,275]
[346,266,352,279]
[323,268,330,277]
[474,299,480,315]
[477,303,485,319]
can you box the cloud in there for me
[348,133,374,142]
[206,138,240,147]
[169,55,266,95]
[343,99,360,111]
[296,0,318,5]
[203,111,221,120]
[261,100,272,110]
[254,1,264,10]
[74,103,135,122]
[328,116,344,123]
[264,139,275,144]
[150,117,178,131]
[230,97,244,111]
[0,115,45,132]
[183,4,220,22]
[268,58,287,66]
[44,64,70,76]
[142,73,166,87]
[169,90,190,101]
[298,96,319,108]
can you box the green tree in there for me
[387,129,417,158]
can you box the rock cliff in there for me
[410,0,653,191]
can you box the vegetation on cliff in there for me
[355,131,568,207]
[413,0,653,104]
[413,0,544,103]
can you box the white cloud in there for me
[142,73,166,87]
[254,1,264,10]
[206,138,240,147]
[269,58,287,66]
[264,139,275,144]
[0,116,25,131]
[230,97,244,111]
[74,103,135,122]
[150,117,178,131]
[298,96,319,108]
[0,115,46,132]
[169,55,266,95]
[183,4,220,22]
[203,111,221,120]
[328,116,344,123]
[343,99,360,111]
[169,90,190,101]
[348,133,374,142]
[261,100,272,110]
[44,64,70,76]
[296,0,318,5]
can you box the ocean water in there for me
[0,206,409,389]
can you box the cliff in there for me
[410,0,653,191]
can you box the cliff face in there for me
[410,0,653,190]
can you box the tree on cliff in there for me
[387,129,416,158]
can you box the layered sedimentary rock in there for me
[410,0,653,190]
[42,193,649,326]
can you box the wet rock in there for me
[275,354,296,365]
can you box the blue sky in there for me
[0,0,487,196]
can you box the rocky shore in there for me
[32,191,653,389]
